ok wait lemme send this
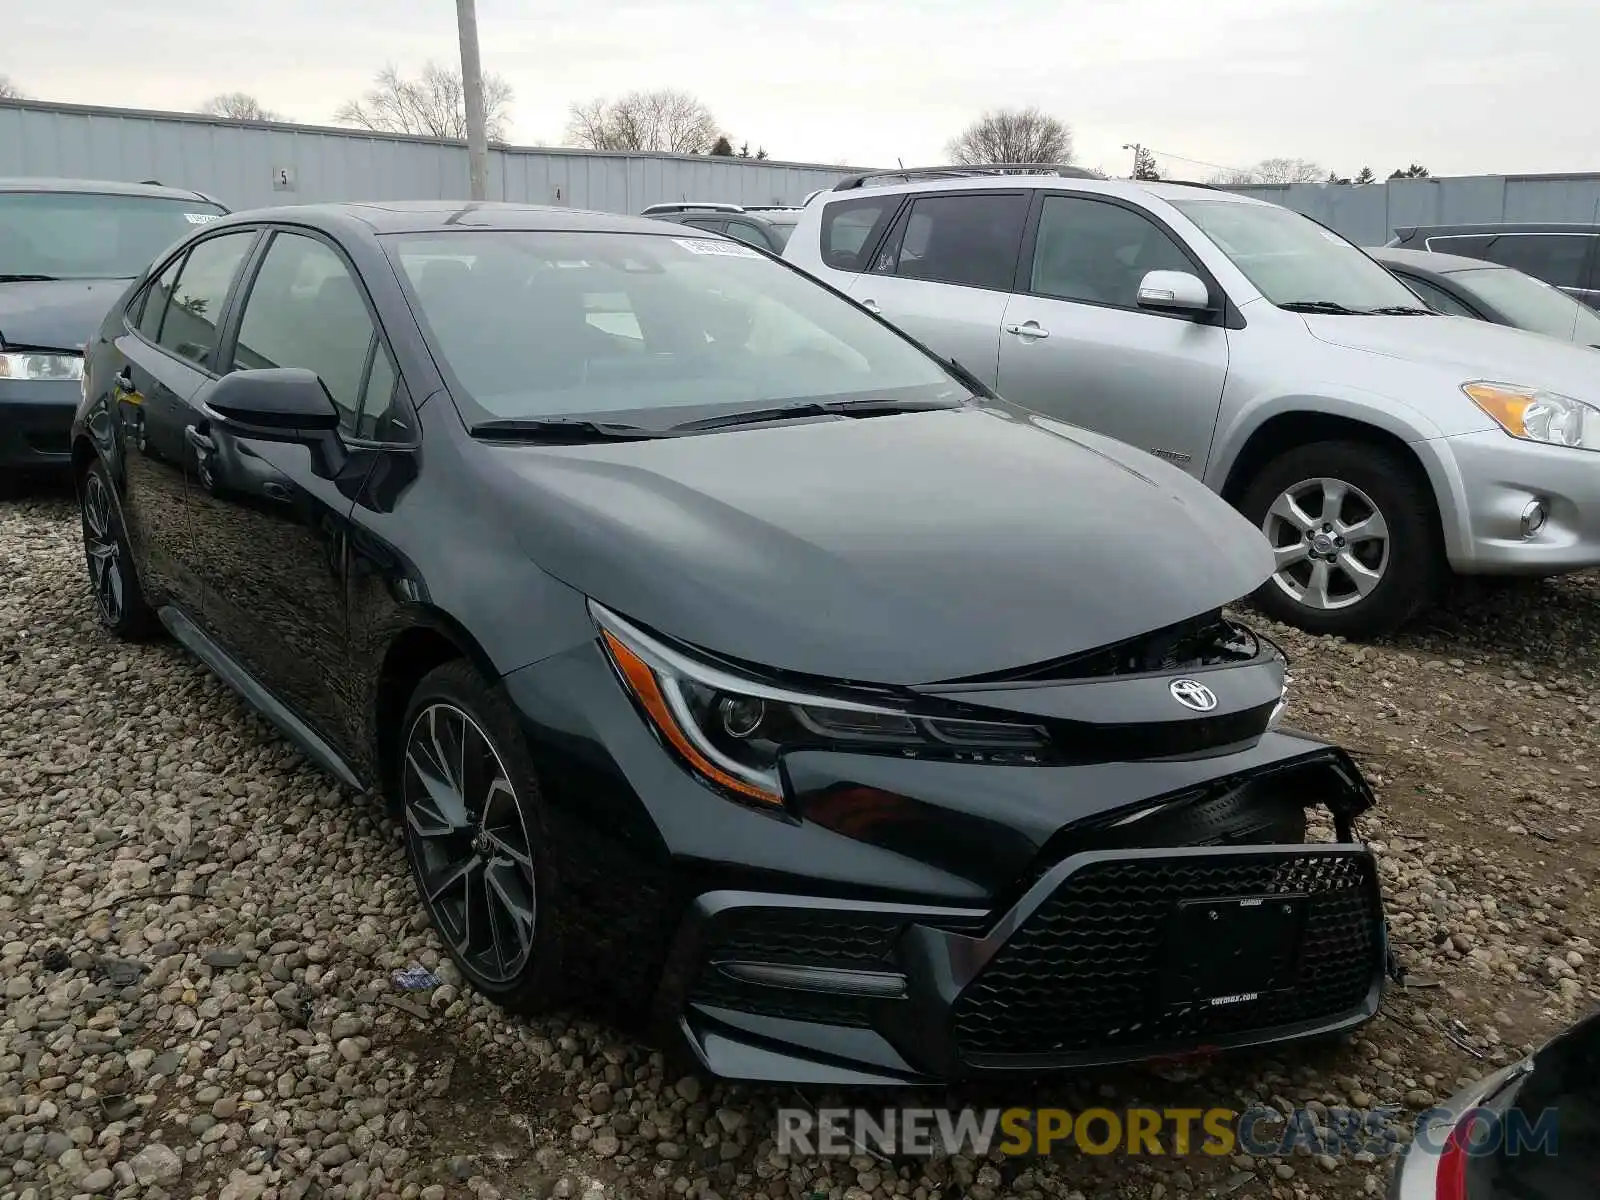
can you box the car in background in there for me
[70,199,1387,1085]
[1385,223,1600,309]
[0,177,228,485]
[783,166,1600,638]
[1369,246,1600,347]
[1388,1005,1598,1199]
[639,202,800,252]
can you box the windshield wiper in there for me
[0,273,62,283]
[1278,300,1365,315]
[1364,304,1434,316]
[468,417,662,443]
[672,396,959,433]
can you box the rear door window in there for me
[155,231,256,370]
[724,220,773,251]
[137,254,185,343]
[870,192,1028,291]
[820,196,901,272]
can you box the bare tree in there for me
[336,62,513,142]
[201,93,284,122]
[1212,157,1326,186]
[565,89,720,154]
[0,75,25,100]
[946,107,1073,166]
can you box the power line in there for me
[1144,148,1252,178]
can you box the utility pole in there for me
[456,0,490,201]
[1122,143,1143,179]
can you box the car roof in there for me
[814,173,1266,206]
[205,200,680,237]
[1404,221,1600,236]
[1365,246,1506,275]
[0,175,221,205]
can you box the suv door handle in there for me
[860,298,881,313]
[1005,321,1050,340]
[184,425,215,453]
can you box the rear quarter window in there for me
[821,196,901,272]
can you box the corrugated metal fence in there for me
[1228,175,1600,245]
[0,98,861,213]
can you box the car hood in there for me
[0,278,131,352]
[1304,312,1600,399]
[481,404,1273,685]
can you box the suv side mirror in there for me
[206,368,341,440]
[1136,270,1214,315]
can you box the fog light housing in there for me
[1520,499,1548,538]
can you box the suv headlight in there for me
[592,603,1046,807]
[1464,382,1600,452]
[0,351,84,382]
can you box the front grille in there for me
[953,849,1382,1065]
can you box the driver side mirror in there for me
[206,368,342,442]
[1136,270,1215,315]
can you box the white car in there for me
[783,167,1600,637]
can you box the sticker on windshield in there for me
[184,212,221,224]
[672,237,762,259]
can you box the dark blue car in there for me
[0,177,227,486]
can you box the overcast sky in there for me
[10,0,1599,177]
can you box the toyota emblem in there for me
[1169,678,1218,712]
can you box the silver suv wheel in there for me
[1260,476,1391,612]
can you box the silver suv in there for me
[784,166,1600,637]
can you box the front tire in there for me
[1239,440,1441,638]
[80,459,159,640]
[397,661,571,1011]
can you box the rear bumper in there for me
[0,378,78,471]
[658,842,1387,1084]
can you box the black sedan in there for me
[0,177,228,484]
[1368,246,1600,347]
[70,201,1388,1084]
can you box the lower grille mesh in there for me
[953,850,1381,1064]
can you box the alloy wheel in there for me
[82,472,126,626]
[402,703,538,986]
[1260,476,1391,612]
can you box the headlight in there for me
[0,351,84,382]
[592,604,1047,807]
[1464,382,1600,452]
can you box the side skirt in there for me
[157,604,367,794]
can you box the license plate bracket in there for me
[1164,893,1306,1008]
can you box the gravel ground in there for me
[3,487,1597,1200]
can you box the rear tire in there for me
[397,661,572,1013]
[80,459,160,641]
[1239,440,1441,639]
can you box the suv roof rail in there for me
[830,164,1101,191]
[743,204,801,212]
[640,201,745,214]
[1148,178,1222,190]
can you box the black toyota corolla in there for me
[71,201,1387,1084]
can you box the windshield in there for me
[1451,266,1600,344]
[1172,199,1423,312]
[0,191,227,280]
[390,230,963,424]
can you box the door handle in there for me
[860,298,881,313]
[1004,321,1050,340]
[185,425,215,453]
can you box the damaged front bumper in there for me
[651,737,1388,1085]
